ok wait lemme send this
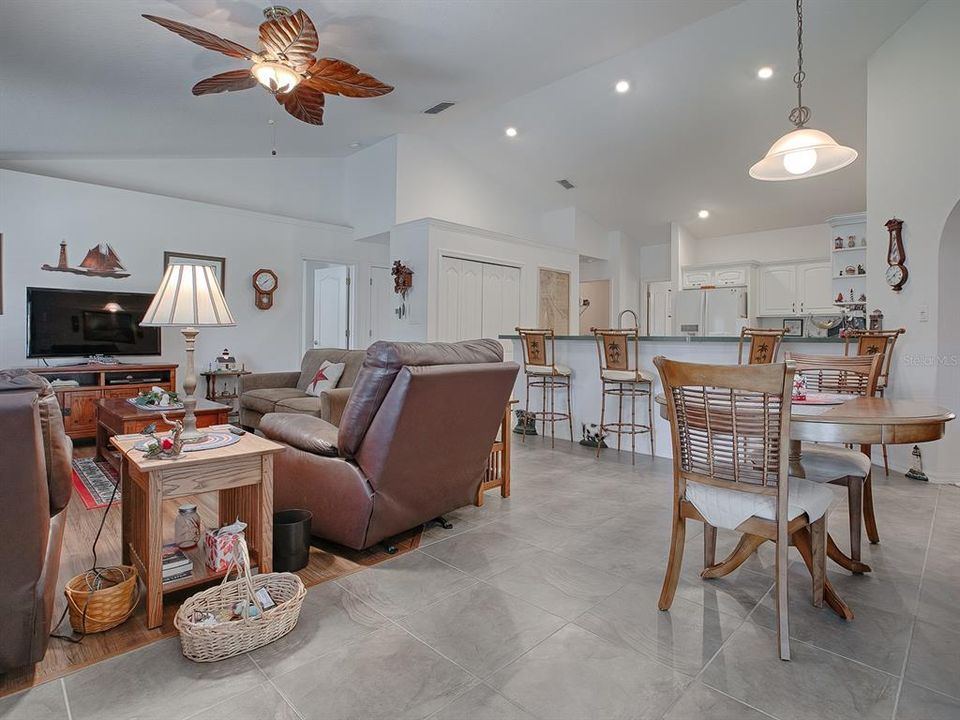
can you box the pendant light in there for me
[749,0,857,181]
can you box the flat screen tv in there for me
[27,287,161,359]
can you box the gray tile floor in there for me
[2,439,957,720]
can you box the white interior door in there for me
[368,265,393,344]
[438,256,462,342]
[312,265,349,349]
[646,281,673,336]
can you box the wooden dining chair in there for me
[737,327,787,365]
[654,357,832,661]
[844,328,906,476]
[786,352,883,560]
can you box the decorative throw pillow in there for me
[304,361,345,397]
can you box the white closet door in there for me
[438,256,462,342]
[501,265,521,334]
[459,259,484,340]
[481,264,504,338]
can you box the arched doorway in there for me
[934,199,960,481]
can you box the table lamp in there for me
[140,263,236,441]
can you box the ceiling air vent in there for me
[557,179,575,190]
[424,102,456,115]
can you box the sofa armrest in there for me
[320,387,352,427]
[240,371,300,394]
[260,413,339,456]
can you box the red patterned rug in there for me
[71,457,120,510]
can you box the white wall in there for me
[0,170,388,387]
[344,137,398,240]
[866,0,960,482]
[670,222,696,289]
[0,157,347,227]
[689,223,830,265]
[640,243,670,281]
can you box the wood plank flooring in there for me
[0,443,420,697]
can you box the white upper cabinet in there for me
[757,261,832,316]
[797,262,834,315]
[758,265,798,316]
[682,269,713,289]
[714,267,748,287]
[682,265,749,289]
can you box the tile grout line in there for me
[890,485,941,720]
[59,678,72,720]
[246,653,307,720]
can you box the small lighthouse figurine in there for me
[56,240,69,270]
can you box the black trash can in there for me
[273,509,313,572]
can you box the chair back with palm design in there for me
[843,328,905,392]
[516,328,558,374]
[592,327,642,381]
[738,327,787,365]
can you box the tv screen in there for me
[27,287,161,358]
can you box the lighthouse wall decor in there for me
[41,240,130,278]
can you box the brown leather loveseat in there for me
[0,370,72,672]
[260,340,518,550]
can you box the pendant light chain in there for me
[789,0,811,128]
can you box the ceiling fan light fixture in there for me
[749,127,857,180]
[252,61,300,94]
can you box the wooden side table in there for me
[111,429,284,629]
[96,398,231,473]
[476,401,517,506]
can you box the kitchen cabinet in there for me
[757,261,832,316]
[714,267,748,287]
[681,264,749,289]
[681,269,713,289]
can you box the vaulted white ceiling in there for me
[0,0,923,239]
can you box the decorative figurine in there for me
[836,292,844,303]
[857,264,865,275]
[579,423,607,449]
[905,445,928,482]
[861,237,868,247]
[850,288,855,303]
[847,235,857,248]
[858,292,867,302]
[845,265,856,276]
[834,237,844,250]
[512,409,538,436]
[869,308,884,331]
[142,413,185,459]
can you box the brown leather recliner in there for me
[0,370,72,672]
[260,340,518,550]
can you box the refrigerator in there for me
[675,287,749,336]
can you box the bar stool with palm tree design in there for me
[592,326,655,463]
[738,327,788,364]
[516,327,573,448]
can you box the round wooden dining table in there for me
[655,394,955,620]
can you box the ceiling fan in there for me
[143,5,393,125]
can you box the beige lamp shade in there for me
[749,127,858,181]
[141,263,236,327]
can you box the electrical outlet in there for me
[919,304,929,322]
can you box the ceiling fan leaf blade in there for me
[143,14,257,60]
[305,58,394,97]
[259,9,319,64]
[191,69,258,96]
[278,85,325,125]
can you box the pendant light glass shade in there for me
[750,127,858,181]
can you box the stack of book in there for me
[162,543,194,583]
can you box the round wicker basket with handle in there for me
[64,565,139,634]
[174,537,305,662]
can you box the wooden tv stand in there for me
[26,363,178,440]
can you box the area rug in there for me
[71,457,120,510]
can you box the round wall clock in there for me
[252,268,278,309]
[885,218,908,292]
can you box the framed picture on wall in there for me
[163,252,226,291]
[538,267,571,334]
[783,318,804,337]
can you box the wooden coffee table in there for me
[111,428,285,628]
[96,398,230,472]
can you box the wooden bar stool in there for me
[516,328,573,448]
[738,327,787,364]
[655,357,831,661]
[844,328,906,476]
[787,352,883,559]
[593,327,655,463]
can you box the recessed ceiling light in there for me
[505,127,518,138]
[698,209,710,219]
[757,66,773,79]
[615,80,630,93]
[349,142,362,149]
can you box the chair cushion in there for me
[274,396,323,416]
[526,364,572,376]
[241,388,307,416]
[601,369,654,383]
[260,413,339,456]
[792,445,872,483]
[685,477,835,531]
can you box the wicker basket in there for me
[174,537,305,662]
[64,566,139,634]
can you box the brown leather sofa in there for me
[0,370,72,672]
[260,340,518,550]
[239,348,365,429]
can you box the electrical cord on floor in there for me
[50,462,125,644]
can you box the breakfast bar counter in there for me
[500,334,842,458]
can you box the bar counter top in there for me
[499,334,842,343]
